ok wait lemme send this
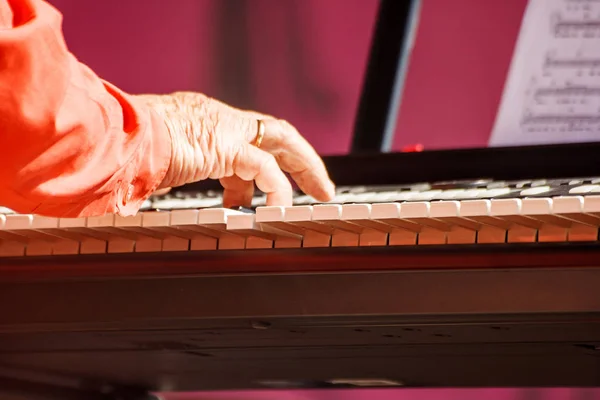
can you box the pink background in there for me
[49,0,528,155]
[45,0,599,398]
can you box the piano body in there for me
[1,143,600,399]
[2,1,600,399]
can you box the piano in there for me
[2,1,600,399]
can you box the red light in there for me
[401,144,424,152]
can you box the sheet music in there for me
[488,0,600,147]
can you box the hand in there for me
[137,92,335,208]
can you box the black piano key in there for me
[230,206,255,214]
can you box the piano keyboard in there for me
[2,178,600,256]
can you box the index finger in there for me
[260,119,336,203]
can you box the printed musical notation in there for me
[489,0,600,146]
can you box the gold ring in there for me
[255,119,265,148]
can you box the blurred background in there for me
[44,0,600,398]
[48,0,528,155]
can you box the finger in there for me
[199,97,334,202]
[233,142,293,207]
[220,175,254,208]
[260,119,335,202]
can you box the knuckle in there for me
[231,142,246,172]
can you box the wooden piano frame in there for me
[1,241,600,399]
[2,0,600,399]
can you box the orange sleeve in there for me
[0,0,172,217]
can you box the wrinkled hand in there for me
[137,92,335,207]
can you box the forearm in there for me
[0,0,171,217]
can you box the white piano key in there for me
[292,195,314,205]
[256,206,303,248]
[86,213,158,254]
[521,198,571,242]
[460,200,507,244]
[52,217,106,254]
[198,208,246,250]
[50,217,97,255]
[312,204,361,247]
[143,212,194,252]
[553,196,584,214]
[460,189,485,199]
[370,203,418,245]
[3,215,35,231]
[460,199,491,217]
[0,214,27,257]
[399,202,450,245]
[149,197,187,210]
[141,210,171,226]
[139,199,153,211]
[341,204,391,246]
[198,208,241,225]
[326,193,353,204]
[490,199,522,216]
[341,204,371,220]
[228,212,303,249]
[367,191,401,203]
[388,191,418,202]
[132,212,170,252]
[429,201,459,218]
[167,209,218,251]
[521,198,552,215]
[583,195,600,214]
[144,211,208,252]
[86,214,116,229]
[399,202,430,218]
[312,204,342,220]
[59,216,111,254]
[569,185,599,194]
[123,211,194,253]
[4,215,73,256]
[251,195,267,207]
[576,195,600,240]
[111,213,165,253]
[479,188,512,198]
[342,192,376,203]
[406,190,442,201]
[490,199,539,243]
[151,196,221,210]
[283,206,332,248]
[552,196,600,241]
[256,206,285,222]
[430,201,478,244]
[284,205,313,222]
[370,202,442,245]
[114,214,143,228]
[227,213,275,249]
[554,196,600,223]
[435,189,466,200]
[520,186,550,196]
[170,209,199,226]
[6,215,58,256]
[85,214,135,254]
[36,217,85,255]
[370,203,401,220]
